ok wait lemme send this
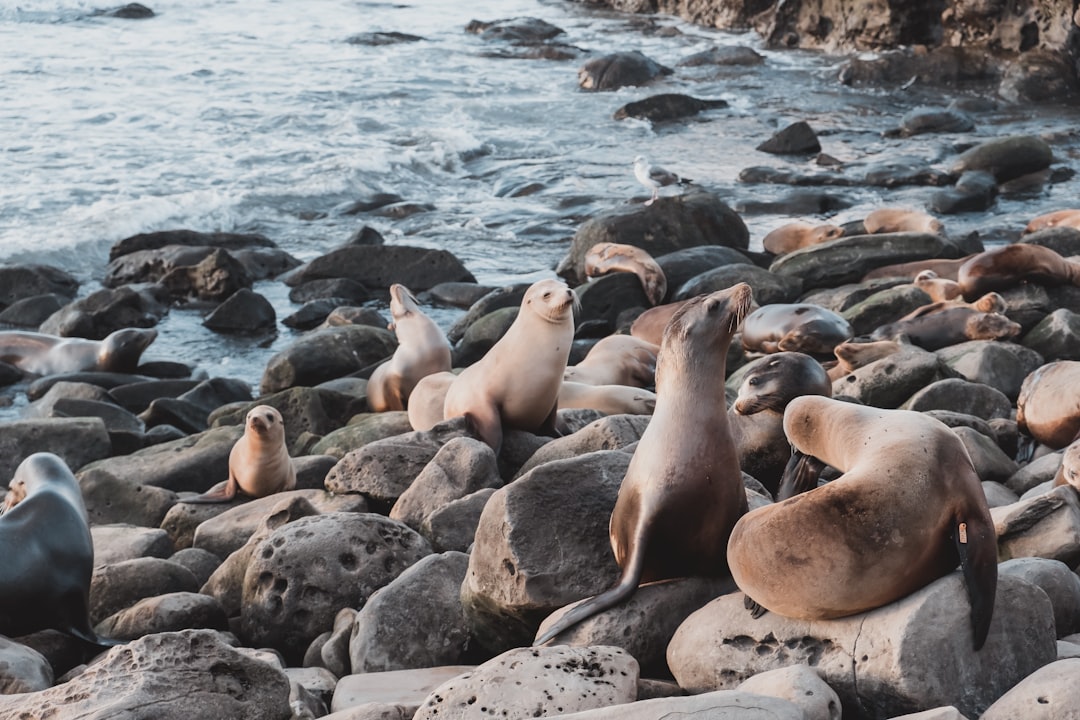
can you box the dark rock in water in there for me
[282,298,350,330]
[678,45,764,67]
[578,50,672,91]
[930,170,999,214]
[158,247,253,303]
[839,46,1002,86]
[229,246,302,280]
[0,360,23,387]
[108,229,275,262]
[885,106,976,138]
[465,17,564,43]
[288,277,370,304]
[260,324,397,394]
[1000,48,1080,104]
[734,188,853,216]
[676,263,803,305]
[422,281,495,309]
[1020,226,1080,257]
[345,31,424,46]
[283,245,475,291]
[320,305,388,329]
[98,3,154,19]
[339,193,404,215]
[370,201,436,219]
[203,288,276,334]
[950,135,1053,183]
[0,264,79,307]
[756,121,820,155]
[613,93,728,123]
[557,191,749,285]
[861,158,956,188]
[738,165,857,187]
[39,285,167,339]
[345,225,386,245]
[0,294,66,327]
[447,283,531,344]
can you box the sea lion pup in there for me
[0,453,119,647]
[584,242,668,305]
[862,255,975,282]
[367,284,452,412]
[558,380,656,415]
[897,291,1007,321]
[563,334,659,388]
[827,338,908,381]
[864,207,944,235]
[1053,440,1080,492]
[869,306,1020,351]
[1016,361,1080,451]
[443,278,577,453]
[534,283,753,646]
[762,221,843,256]
[741,303,854,356]
[1024,208,1080,234]
[957,243,1080,301]
[180,405,296,503]
[913,269,962,303]
[727,396,998,651]
[0,327,158,376]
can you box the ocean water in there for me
[2,0,1079,415]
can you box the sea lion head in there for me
[967,312,1021,341]
[523,279,578,325]
[98,328,158,373]
[972,292,1007,314]
[388,283,420,331]
[813,224,844,243]
[659,283,752,382]
[2,452,84,521]
[246,405,285,442]
[734,351,831,415]
[0,476,27,515]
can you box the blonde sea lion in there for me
[535,283,753,645]
[584,242,668,305]
[558,380,656,415]
[0,328,157,376]
[629,299,691,347]
[727,396,998,650]
[443,279,577,452]
[1053,440,1080,491]
[741,303,853,356]
[957,243,1080,301]
[406,370,457,432]
[898,292,1007,321]
[762,221,843,256]
[1016,361,1080,450]
[870,306,1020,350]
[367,284,452,412]
[864,208,944,235]
[913,269,962,303]
[862,255,975,282]
[0,453,119,647]
[563,334,658,388]
[1023,209,1080,235]
[180,405,296,503]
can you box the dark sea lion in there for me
[762,221,843,256]
[957,243,1080,301]
[443,278,577,452]
[180,405,295,504]
[870,306,1020,350]
[0,328,157,376]
[0,453,119,647]
[584,242,668,305]
[1016,361,1080,450]
[741,303,853,356]
[563,334,658,388]
[534,283,753,645]
[727,396,998,650]
[827,338,908,380]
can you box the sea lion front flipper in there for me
[178,478,240,504]
[464,409,503,455]
[954,518,998,652]
[744,594,767,619]
[538,402,562,439]
[776,450,826,501]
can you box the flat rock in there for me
[331,666,476,714]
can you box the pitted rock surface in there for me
[390,437,502,531]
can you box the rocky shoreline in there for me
[2,11,1080,720]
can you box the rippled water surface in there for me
[3,0,1080,413]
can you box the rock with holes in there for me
[667,573,1056,719]
[980,658,1080,719]
[389,437,502,532]
[0,630,291,719]
[413,645,639,720]
[94,591,230,641]
[241,512,431,662]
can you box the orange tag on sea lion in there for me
[958,522,968,544]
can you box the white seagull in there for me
[633,155,692,205]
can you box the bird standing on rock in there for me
[633,155,691,205]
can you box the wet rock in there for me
[887,106,975,137]
[993,485,1080,567]
[158,247,254,303]
[39,285,167,338]
[613,93,728,122]
[675,263,802,305]
[347,31,424,46]
[903,377,1012,420]
[282,298,351,330]
[90,556,199,623]
[757,121,820,155]
[203,288,276,334]
[839,47,1001,87]
[0,293,66,327]
[0,636,52,694]
[91,524,174,567]
[289,277,371,305]
[930,170,999,214]
[0,263,78,307]
[1022,308,1080,361]
[109,229,277,261]
[283,245,475,291]
[998,557,1080,638]
[575,273,650,333]
[0,629,291,719]
[421,487,496,553]
[390,437,501,531]
[936,340,1043,401]
[465,17,564,43]
[679,45,764,66]
[413,645,638,720]
[240,512,431,661]
[980,658,1080,719]
[668,573,1055,719]
[0,416,111,481]
[949,135,1054,184]
[260,324,396,395]
[999,48,1080,104]
[95,591,230,641]
[578,50,672,91]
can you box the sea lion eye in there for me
[748,377,760,386]
[543,291,552,299]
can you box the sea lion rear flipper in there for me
[954,518,998,652]
[178,479,239,504]
[743,594,767,619]
[776,450,826,501]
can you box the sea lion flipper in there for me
[776,450,825,501]
[538,403,561,439]
[464,410,503,456]
[743,594,767,619]
[1015,434,1036,464]
[954,518,998,651]
[178,478,239,504]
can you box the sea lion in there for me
[407,370,457,432]
[584,242,668,305]
[534,283,753,645]
[957,243,1080,301]
[0,453,119,647]
[633,155,691,205]
[0,328,157,376]
[180,405,296,503]
[443,278,577,452]
[897,292,1007,321]
[862,255,975,282]
[729,352,832,495]
[727,396,998,650]
[367,284,452,412]
[1016,361,1080,450]
[563,334,658,388]
[827,338,907,380]
[864,208,944,235]
[1024,209,1080,235]
[913,269,962,303]
[762,221,843,256]
[1053,440,1080,491]
[558,381,656,415]
[870,306,1020,350]
[629,299,692,347]
[741,303,853,356]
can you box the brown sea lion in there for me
[862,255,975,282]
[741,303,853,356]
[0,328,157,376]
[558,381,656,416]
[827,338,908,381]
[1053,440,1080,491]
[180,405,296,504]
[913,269,962,303]
[1024,209,1080,235]
[898,292,1007,321]
[0,453,119,647]
[628,299,691,347]
[584,242,668,305]
[367,284,452,412]
[870,306,1020,350]
[864,208,945,235]
[563,334,658,388]
[727,396,998,650]
[534,283,753,645]
[762,221,844,256]
[1016,361,1080,450]
[443,278,577,452]
[957,243,1080,301]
